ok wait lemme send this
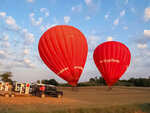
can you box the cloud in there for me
[40,8,46,12]
[0,12,6,18]
[0,12,35,70]
[22,29,34,44]
[71,4,82,12]
[85,0,91,5]
[0,50,5,58]
[0,33,9,41]
[86,16,90,20]
[137,43,147,49]
[5,16,15,25]
[4,16,20,31]
[40,25,46,32]
[26,0,34,3]
[107,36,113,41]
[114,18,119,26]
[123,26,128,30]
[45,12,49,17]
[64,16,70,23]
[0,12,20,31]
[1,13,34,45]
[24,58,34,68]
[87,0,101,13]
[3,42,10,48]
[105,14,109,19]
[50,24,57,28]
[40,8,49,17]
[131,7,135,13]
[113,10,125,26]
[144,7,150,22]
[29,13,43,26]
[144,30,150,37]
[87,35,100,52]
[125,0,128,5]
[23,49,30,55]
[146,52,150,56]
[120,10,125,16]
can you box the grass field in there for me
[0,86,150,113]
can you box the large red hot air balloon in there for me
[93,41,131,86]
[38,25,88,86]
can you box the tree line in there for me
[40,76,150,87]
[0,71,150,87]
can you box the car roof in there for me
[34,84,56,87]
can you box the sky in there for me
[0,0,150,83]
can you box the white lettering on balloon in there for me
[57,67,69,75]
[57,66,83,75]
[100,59,120,63]
[74,66,83,70]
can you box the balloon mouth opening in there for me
[68,80,78,86]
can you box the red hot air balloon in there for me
[38,25,88,86]
[93,41,131,86]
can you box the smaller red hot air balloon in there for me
[93,41,131,87]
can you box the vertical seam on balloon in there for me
[118,45,130,78]
[44,31,63,76]
[106,42,109,81]
[70,27,74,67]
[54,28,70,79]
[54,28,67,68]
[42,35,60,73]
[96,45,104,82]
[112,42,116,82]
[74,28,80,80]
[60,26,72,81]
[101,44,107,84]
[108,42,111,82]
[77,30,87,81]
[72,27,78,80]
[115,43,124,81]
[39,39,58,73]
[113,42,118,83]
[119,43,124,78]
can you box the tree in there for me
[89,78,95,83]
[36,80,40,84]
[48,79,58,86]
[99,76,106,85]
[41,79,59,86]
[0,72,13,83]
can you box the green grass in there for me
[0,103,150,113]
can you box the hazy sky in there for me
[0,0,150,83]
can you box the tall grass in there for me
[0,103,150,113]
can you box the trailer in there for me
[0,90,32,97]
[0,82,31,97]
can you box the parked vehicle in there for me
[32,84,63,98]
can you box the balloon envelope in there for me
[93,41,131,86]
[38,25,88,86]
